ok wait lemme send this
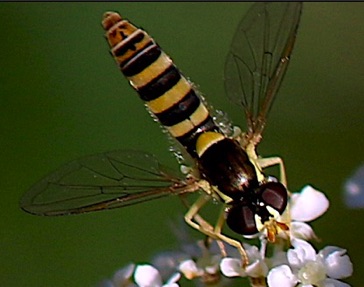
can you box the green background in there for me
[1,2,363,286]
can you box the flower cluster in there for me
[97,263,180,287]
[98,186,353,287]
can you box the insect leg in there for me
[214,207,249,266]
[184,195,249,266]
[184,194,214,233]
[213,208,228,258]
[257,156,287,187]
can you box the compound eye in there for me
[258,182,288,214]
[226,203,258,236]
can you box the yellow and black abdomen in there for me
[102,12,220,157]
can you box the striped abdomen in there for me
[102,12,220,158]
[102,12,258,199]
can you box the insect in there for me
[20,3,302,265]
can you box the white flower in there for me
[95,183,354,287]
[289,186,329,240]
[178,254,221,280]
[267,239,353,287]
[134,265,180,287]
[179,259,204,279]
[220,243,268,278]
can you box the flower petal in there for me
[179,259,203,279]
[288,239,316,268]
[291,221,317,241]
[267,265,298,287]
[319,247,353,279]
[290,186,329,222]
[245,259,269,278]
[243,243,262,262]
[134,265,162,287]
[220,257,246,277]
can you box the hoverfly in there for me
[20,3,302,265]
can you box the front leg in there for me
[257,156,287,188]
[184,194,249,266]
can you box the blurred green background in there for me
[1,2,363,286]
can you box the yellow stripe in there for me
[127,52,172,89]
[196,131,225,157]
[166,102,209,137]
[146,77,191,113]
[167,120,194,138]
[190,103,209,125]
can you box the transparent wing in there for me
[20,150,198,216]
[225,2,302,142]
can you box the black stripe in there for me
[113,30,145,58]
[137,65,181,101]
[119,41,154,67]
[176,116,219,157]
[155,89,200,126]
[122,44,162,77]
